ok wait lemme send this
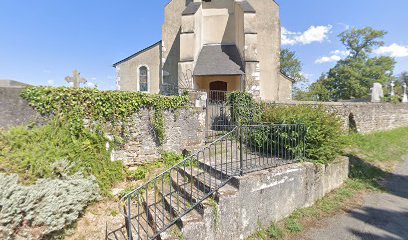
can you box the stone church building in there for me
[113,0,293,101]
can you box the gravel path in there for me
[301,157,408,240]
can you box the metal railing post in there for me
[205,99,209,139]
[126,197,133,240]
[239,126,244,176]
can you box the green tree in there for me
[322,27,396,100]
[280,48,305,82]
[280,48,308,100]
[400,72,408,84]
[308,74,331,101]
[339,27,386,58]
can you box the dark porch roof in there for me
[193,45,245,76]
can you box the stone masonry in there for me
[0,87,45,129]
[180,157,350,240]
[113,108,206,166]
[277,101,408,134]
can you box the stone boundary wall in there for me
[0,87,45,129]
[113,108,206,166]
[276,101,408,133]
[0,87,206,166]
[182,157,349,240]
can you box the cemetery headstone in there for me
[371,83,384,103]
[403,82,408,103]
[390,81,395,97]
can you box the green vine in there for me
[153,107,166,145]
[227,91,261,125]
[207,197,220,231]
[21,87,190,137]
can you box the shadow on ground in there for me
[344,155,408,240]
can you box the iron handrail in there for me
[118,126,238,217]
[110,123,306,240]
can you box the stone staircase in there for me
[107,160,237,240]
[106,124,306,240]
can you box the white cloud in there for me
[330,50,350,56]
[301,72,314,79]
[315,49,350,64]
[374,43,408,57]
[47,80,55,86]
[338,23,350,30]
[282,25,332,46]
[281,27,298,45]
[315,55,342,64]
[86,82,96,88]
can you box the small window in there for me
[139,66,148,92]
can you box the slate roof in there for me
[280,72,296,83]
[237,1,256,13]
[193,45,245,76]
[182,2,201,16]
[113,41,162,67]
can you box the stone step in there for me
[170,170,209,215]
[142,188,175,236]
[159,184,203,227]
[126,201,156,240]
[106,202,154,240]
[176,166,223,193]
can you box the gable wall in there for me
[116,44,161,93]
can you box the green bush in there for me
[227,92,261,125]
[0,173,100,238]
[21,87,190,137]
[126,152,184,182]
[267,224,284,239]
[262,105,345,163]
[0,120,124,194]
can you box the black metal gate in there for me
[205,90,232,142]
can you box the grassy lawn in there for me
[248,126,408,240]
[347,127,408,170]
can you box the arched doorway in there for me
[209,81,228,101]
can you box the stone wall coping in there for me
[271,101,408,107]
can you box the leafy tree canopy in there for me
[281,48,309,100]
[400,72,408,83]
[280,48,305,82]
[339,27,386,59]
[311,27,396,101]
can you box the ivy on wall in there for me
[21,87,190,140]
[227,91,262,125]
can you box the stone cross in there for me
[390,81,395,96]
[371,83,384,103]
[65,70,87,88]
[403,82,408,103]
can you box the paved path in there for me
[301,157,408,240]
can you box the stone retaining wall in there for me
[0,87,206,165]
[277,102,408,133]
[113,108,206,166]
[182,157,350,240]
[0,87,44,129]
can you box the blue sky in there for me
[0,0,407,89]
